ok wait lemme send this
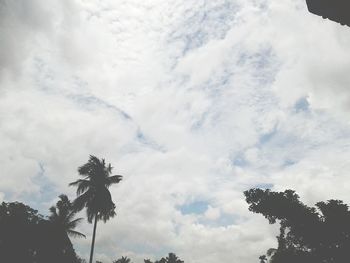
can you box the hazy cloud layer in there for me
[1,0,350,262]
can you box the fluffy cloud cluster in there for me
[1,0,350,262]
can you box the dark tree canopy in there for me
[113,256,132,263]
[164,253,184,263]
[144,253,184,263]
[70,155,122,223]
[0,201,82,263]
[49,194,86,238]
[244,188,350,263]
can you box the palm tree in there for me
[49,194,86,238]
[70,155,122,263]
[113,256,132,263]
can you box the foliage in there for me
[146,253,184,263]
[70,155,122,263]
[113,256,132,263]
[49,194,86,238]
[70,155,122,223]
[0,201,82,263]
[244,188,350,263]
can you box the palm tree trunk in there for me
[89,213,98,263]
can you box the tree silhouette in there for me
[49,194,86,238]
[244,188,350,263]
[0,201,82,263]
[0,202,42,262]
[148,253,184,263]
[259,255,267,263]
[113,256,132,263]
[143,253,184,263]
[70,155,122,263]
[164,253,184,263]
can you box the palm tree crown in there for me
[69,155,122,222]
[70,155,122,263]
[113,256,132,263]
[49,194,85,238]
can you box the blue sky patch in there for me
[294,97,310,112]
[254,183,274,189]
[20,162,58,215]
[199,212,240,228]
[259,128,277,145]
[179,200,209,215]
[232,153,248,167]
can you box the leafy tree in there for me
[0,201,82,263]
[113,256,132,263]
[70,155,123,263]
[49,194,86,238]
[145,253,184,263]
[152,253,184,263]
[244,188,350,263]
[165,253,184,263]
[0,202,42,262]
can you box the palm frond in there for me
[49,206,57,215]
[69,179,92,195]
[58,194,70,204]
[86,205,96,223]
[65,210,78,223]
[106,175,123,186]
[67,229,86,238]
[106,163,113,174]
[78,155,103,176]
[69,179,83,186]
[48,206,58,222]
[72,190,93,212]
[76,179,93,195]
[67,217,84,229]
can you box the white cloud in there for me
[204,205,221,221]
[2,0,350,262]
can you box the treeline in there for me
[2,155,350,263]
[0,156,186,263]
[5,188,350,263]
[0,199,185,263]
[108,253,184,263]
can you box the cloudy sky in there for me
[2,0,350,262]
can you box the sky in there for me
[1,0,350,262]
